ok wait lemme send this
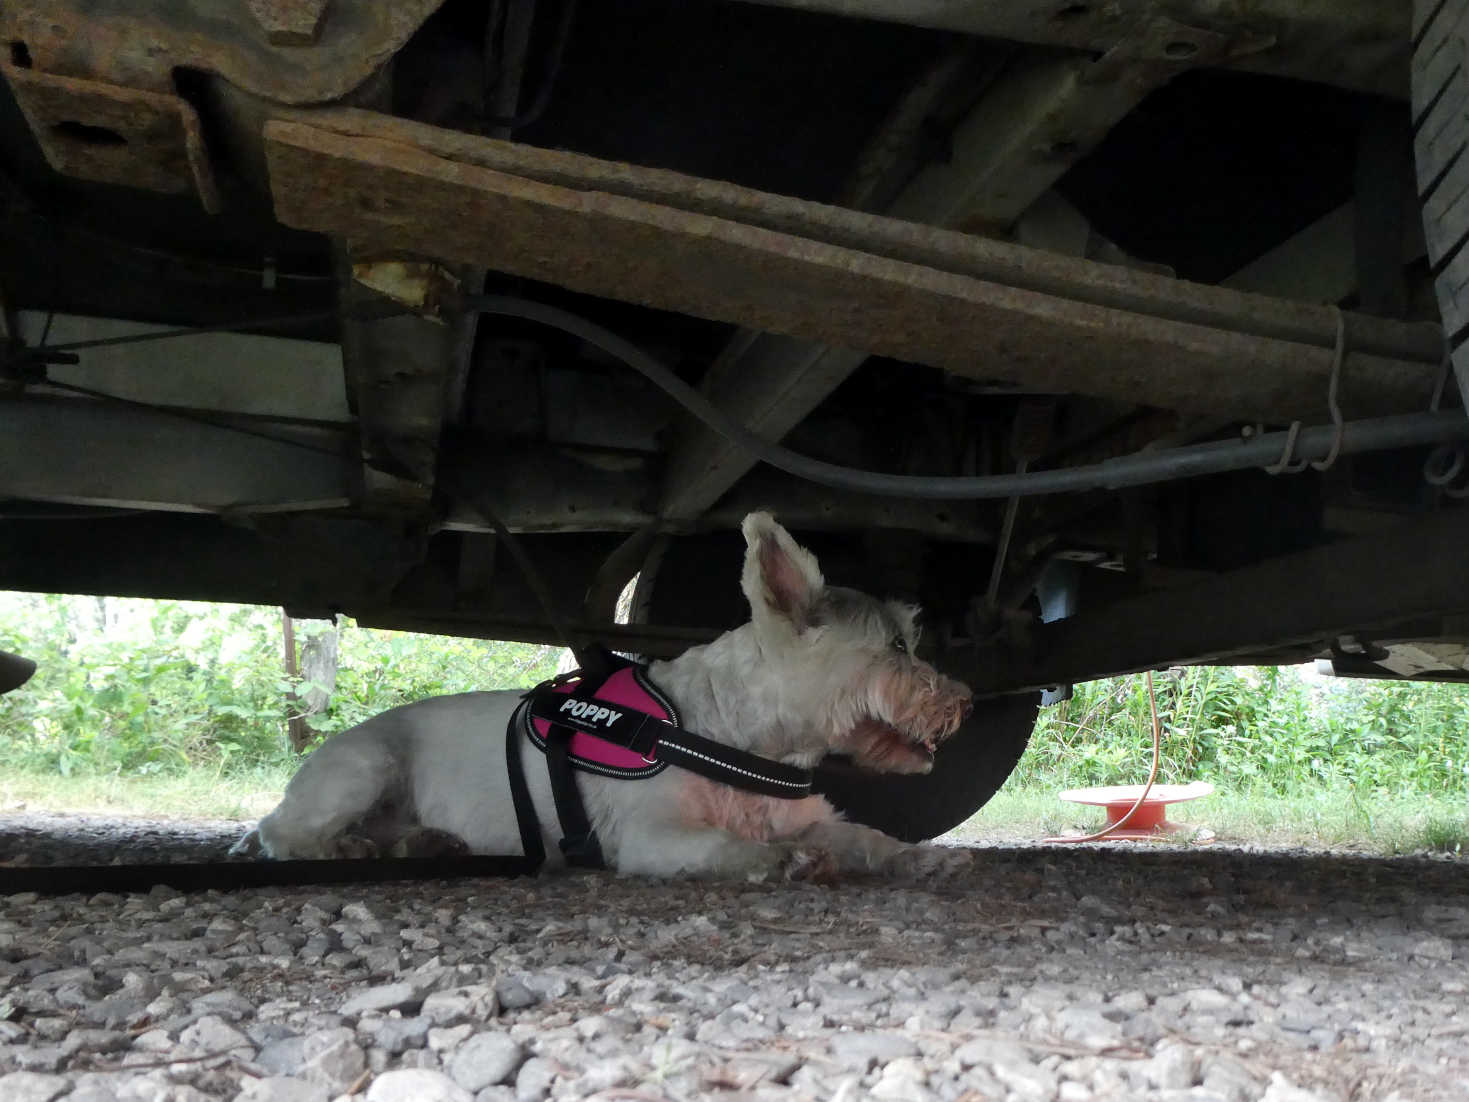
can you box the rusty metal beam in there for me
[891,17,1239,234]
[0,61,220,211]
[733,0,1408,98]
[338,257,471,511]
[265,115,1445,450]
[967,506,1469,695]
[272,109,1444,370]
[663,24,1211,521]
[0,0,442,105]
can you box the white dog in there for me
[233,513,975,880]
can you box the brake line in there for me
[12,295,1467,503]
[457,294,1469,501]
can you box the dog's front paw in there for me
[737,842,838,883]
[227,828,262,859]
[778,845,840,883]
[389,827,470,859]
[332,834,381,860]
[880,843,973,882]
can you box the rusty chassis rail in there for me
[964,506,1469,696]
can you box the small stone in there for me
[514,1056,555,1102]
[0,1071,70,1102]
[448,1032,526,1091]
[31,1018,71,1042]
[59,1028,130,1056]
[812,980,884,1010]
[256,1027,365,1095]
[493,978,538,1012]
[828,1030,919,1071]
[1147,1042,1198,1089]
[1055,1006,1124,1050]
[429,1024,474,1051]
[192,989,258,1022]
[574,1014,635,1041]
[421,985,499,1026]
[83,995,150,1029]
[873,1056,930,1096]
[179,1014,255,1058]
[1183,988,1236,1013]
[374,1016,430,1054]
[340,982,425,1017]
[575,1056,642,1093]
[1261,1071,1332,1102]
[954,1037,1032,1068]
[232,1077,330,1102]
[11,1046,66,1073]
[1202,1054,1263,1102]
[1411,936,1455,962]
[366,1068,473,1102]
[993,1060,1059,1102]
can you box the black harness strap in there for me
[503,700,546,869]
[544,725,606,868]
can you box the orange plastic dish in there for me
[1057,781,1214,839]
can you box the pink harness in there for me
[521,665,675,778]
[508,651,815,871]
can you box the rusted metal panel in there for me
[279,110,1445,370]
[666,20,1210,521]
[969,506,1469,694]
[245,0,330,47]
[0,62,220,211]
[266,116,1445,429]
[0,0,442,105]
[735,0,1409,98]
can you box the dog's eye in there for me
[891,636,908,654]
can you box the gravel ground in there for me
[0,814,1465,1102]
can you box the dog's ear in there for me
[740,512,824,632]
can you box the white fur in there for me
[234,512,973,881]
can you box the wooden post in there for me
[281,609,310,753]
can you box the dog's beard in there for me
[832,661,973,775]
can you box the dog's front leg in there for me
[614,822,827,881]
[792,821,972,881]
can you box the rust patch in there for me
[0,0,442,106]
[1,62,220,211]
[264,118,1442,424]
[351,258,459,321]
[246,0,330,46]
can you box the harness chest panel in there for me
[517,665,676,779]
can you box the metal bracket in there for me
[0,60,220,211]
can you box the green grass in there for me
[2,765,1464,858]
[947,784,1469,857]
[0,763,294,821]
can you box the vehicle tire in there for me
[811,690,1038,843]
[634,532,1040,842]
[1414,0,1469,405]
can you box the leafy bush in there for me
[0,593,560,778]
[1014,664,1469,796]
[3,592,1467,797]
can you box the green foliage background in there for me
[1,593,1467,798]
[1017,665,1469,796]
[0,593,560,778]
